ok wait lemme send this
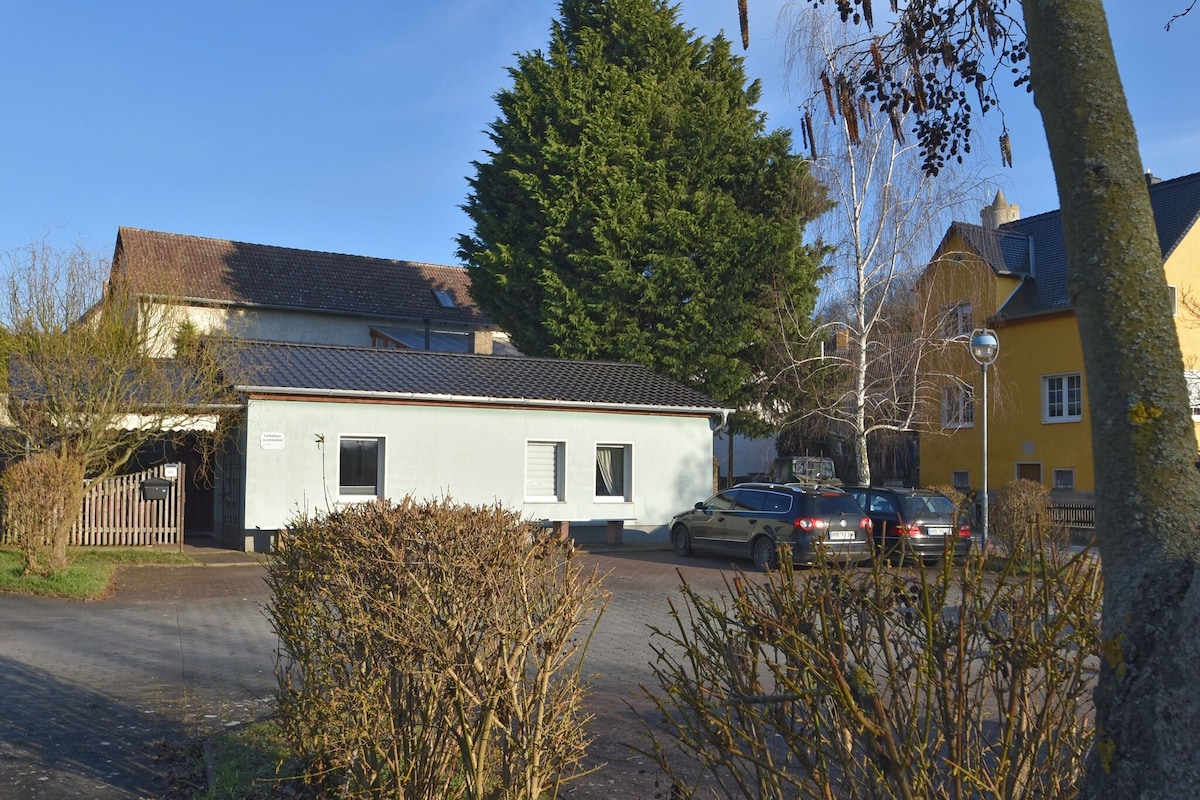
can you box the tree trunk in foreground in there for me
[1022,1,1200,794]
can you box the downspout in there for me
[727,428,734,488]
[710,409,732,488]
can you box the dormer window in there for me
[433,289,457,308]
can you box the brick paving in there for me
[0,545,751,799]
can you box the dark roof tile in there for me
[953,171,1200,321]
[229,340,728,412]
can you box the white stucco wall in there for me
[239,397,718,546]
[148,302,482,353]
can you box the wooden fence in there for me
[1048,501,1096,533]
[70,463,185,547]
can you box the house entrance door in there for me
[1016,462,1043,484]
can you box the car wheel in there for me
[751,536,779,571]
[671,524,693,557]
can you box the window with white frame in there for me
[595,444,631,500]
[941,302,974,338]
[952,470,970,490]
[526,441,565,501]
[1053,469,1075,490]
[1187,371,1200,420]
[942,383,974,427]
[339,437,383,497]
[1043,373,1083,423]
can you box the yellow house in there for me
[919,170,1200,496]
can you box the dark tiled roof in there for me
[954,171,1200,321]
[995,212,1070,319]
[228,340,728,412]
[951,222,1032,276]
[9,356,215,405]
[114,228,490,326]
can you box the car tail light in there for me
[900,523,922,537]
[958,522,972,537]
[794,517,827,531]
[861,518,873,532]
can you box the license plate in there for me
[927,526,950,537]
[827,530,855,541]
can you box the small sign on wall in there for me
[260,432,286,450]
[162,463,180,479]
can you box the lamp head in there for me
[970,328,999,365]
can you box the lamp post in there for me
[970,328,999,552]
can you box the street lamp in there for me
[970,328,1000,552]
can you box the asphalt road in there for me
[0,546,752,799]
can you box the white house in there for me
[224,340,729,551]
[96,228,730,551]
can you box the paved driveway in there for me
[0,547,752,799]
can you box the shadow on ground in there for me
[0,655,191,798]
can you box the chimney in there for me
[1146,170,1162,188]
[981,189,1020,229]
[834,327,850,352]
[470,329,494,355]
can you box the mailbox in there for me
[140,477,173,501]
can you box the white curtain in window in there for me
[596,447,616,495]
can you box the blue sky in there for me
[1,1,1195,267]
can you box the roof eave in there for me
[237,384,731,418]
[139,293,494,328]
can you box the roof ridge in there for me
[238,338,646,367]
[118,226,465,270]
[230,338,729,412]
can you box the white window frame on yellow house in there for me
[942,383,974,428]
[1186,371,1200,420]
[940,302,974,339]
[1053,468,1075,490]
[1042,373,1083,423]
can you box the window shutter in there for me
[527,442,560,499]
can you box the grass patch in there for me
[203,719,313,799]
[0,546,194,600]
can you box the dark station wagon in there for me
[670,482,874,570]
[844,486,973,564]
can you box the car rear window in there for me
[815,495,864,516]
[901,494,956,518]
[761,492,792,513]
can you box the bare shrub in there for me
[1,451,86,576]
[265,497,608,800]
[929,483,971,519]
[640,546,1101,798]
[992,478,1067,558]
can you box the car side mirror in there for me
[694,501,705,510]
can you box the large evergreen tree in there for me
[458,0,826,426]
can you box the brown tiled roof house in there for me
[112,227,507,354]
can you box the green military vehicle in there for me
[772,455,841,487]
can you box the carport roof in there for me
[227,340,730,415]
